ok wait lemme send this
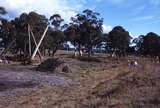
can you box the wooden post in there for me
[29,25,43,60]
[0,20,2,25]
[28,24,32,56]
[31,25,49,60]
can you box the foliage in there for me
[1,12,65,58]
[9,12,48,55]
[50,14,64,30]
[45,29,65,56]
[132,35,145,53]
[108,26,131,57]
[65,9,103,56]
[135,32,160,56]
[0,19,15,48]
[48,14,66,56]
[0,7,7,15]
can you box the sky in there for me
[0,0,160,37]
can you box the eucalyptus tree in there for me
[50,14,64,30]
[48,14,65,56]
[139,32,160,56]
[132,35,145,55]
[66,9,103,57]
[0,7,7,15]
[11,12,49,56]
[64,22,80,47]
[0,19,15,49]
[0,7,8,44]
[108,26,131,57]
[0,7,7,21]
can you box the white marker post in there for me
[0,20,2,25]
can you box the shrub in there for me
[36,58,64,72]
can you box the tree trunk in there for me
[48,49,51,56]
[43,48,46,56]
[52,46,58,57]
[78,44,81,56]
[24,42,27,57]
[88,46,92,57]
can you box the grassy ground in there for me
[0,50,160,108]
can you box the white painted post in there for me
[0,20,2,25]
[29,25,43,60]
[31,25,49,60]
[28,24,32,56]
[80,50,83,56]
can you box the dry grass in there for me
[0,51,160,108]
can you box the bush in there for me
[36,58,64,72]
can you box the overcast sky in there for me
[0,0,160,37]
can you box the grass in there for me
[0,52,160,108]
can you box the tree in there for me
[11,12,49,57]
[138,32,160,56]
[64,23,76,42]
[64,22,80,48]
[50,14,64,30]
[11,13,29,54]
[0,7,8,46]
[0,7,7,27]
[44,28,65,56]
[132,35,145,55]
[47,14,65,56]
[0,19,15,49]
[108,26,131,57]
[0,7,14,50]
[0,7,7,21]
[101,33,111,53]
[0,7,7,15]
[67,9,103,57]
[0,11,66,59]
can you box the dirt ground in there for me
[0,50,159,108]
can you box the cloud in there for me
[102,24,112,33]
[132,15,155,21]
[0,0,86,22]
[129,32,135,38]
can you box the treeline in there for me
[0,7,160,59]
